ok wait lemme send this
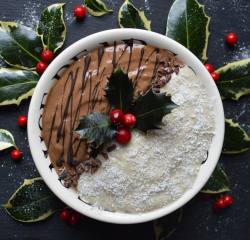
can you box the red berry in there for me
[204,63,215,73]
[109,109,124,125]
[36,61,48,75]
[224,194,234,207]
[68,213,79,226]
[60,209,70,221]
[115,128,132,145]
[17,115,27,128]
[122,113,136,128]
[72,211,81,220]
[10,149,23,161]
[213,197,226,212]
[73,5,87,20]
[226,32,238,46]
[211,72,220,82]
[40,50,54,63]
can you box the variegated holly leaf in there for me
[0,22,42,69]
[85,0,113,16]
[0,129,16,151]
[154,209,183,240]
[0,68,39,106]
[37,3,66,52]
[3,178,63,222]
[118,0,151,30]
[223,119,250,154]
[216,59,250,100]
[201,165,230,194]
[76,112,116,146]
[166,0,210,62]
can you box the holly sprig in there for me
[76,68,177,146]
[0,4,66,106]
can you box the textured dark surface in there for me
[0,0,250,239]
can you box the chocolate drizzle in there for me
[41,39,183,188]
[97,46,105,75]
[57,68,79,143]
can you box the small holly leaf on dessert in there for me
[85,0,113,17]
[0,22,43,70]
[0,68,39,106]
[3,178,63,222]
[201,165,230,194]
[223,119,250,154]
[154,209,183,240]
[105,68,134,112]
[76,112,116,146]
[132,90,178,132]
[37,3,66,53]
[166,0,210,62]
[0,129,16,151]
[216,58,250,100]
[118,0,151,30]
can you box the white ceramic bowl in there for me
[28,29,224,224]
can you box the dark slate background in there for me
[0,0,250,239]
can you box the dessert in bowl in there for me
[28,29,224,224]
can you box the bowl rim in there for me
[28,28,225,224]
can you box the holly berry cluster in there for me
[109,109,136,145]
[36,50,54,75]
[204,32,238,82]
[59,208,84,226]
[213,194,234,212]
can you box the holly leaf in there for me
[201,165,230,194]
[154,209,183,240]
[0,22,42,69]
[105,68,134,112]
[76,112,116,146]
[37,3,66,52]
[223,119,250,154]
[0,129,16,151]
[166,0,210,62]
[216,59,250,101]
[2,178,63,222]
[85,0,113,16]
[0,68,39,106]
[118,0,151,30]
[132,90,178,132]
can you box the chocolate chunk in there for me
[56,159,64,167]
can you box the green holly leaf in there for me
[85,0,113,16]
[76,112,116,146]
[118,0,151,30]
[0,22,42,70]
[166,0,210,62]
[216,59,250,101]
[37,3,66,52]
[105,68,134,112]
[0,129,16,151]
[132,90,178,132]
[201,165,230,194]
[0,68,39,106]
[154,209,183,240]
[223,119,250,154]
[2,178,63,223]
